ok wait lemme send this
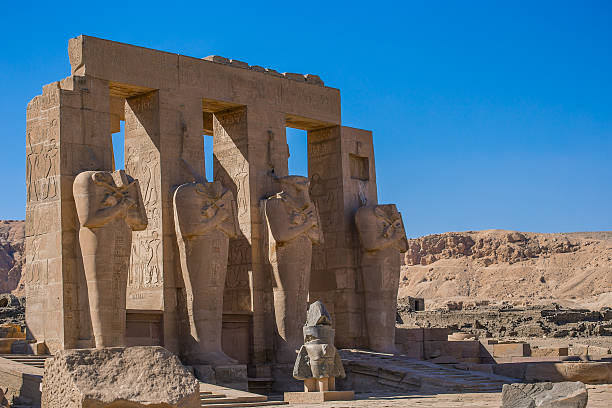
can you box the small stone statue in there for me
[73,170,147,348]
[293,301,345,392]
[173,181,240,366]
[263,176,323,363]
[355,204,408,353]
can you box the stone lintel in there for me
[68,35,341,125]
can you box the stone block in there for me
[0,339,18,354]
[501,381,587,408]
[493,363,527,380]
[0,356,43,407]
[396,341,424,360]
[424,340,481,360]
[524,362,612,384]
[493,342,531,358]
[423,328,449,341]
[284,390,354,403]
[396,327,424,342]
[41,346,200,408]
[214,365,248,391]
[531,347,569,357]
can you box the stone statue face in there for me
[193,181,232,220]
[279,175,310,194]
[356,204,408,252]
[174,181,239,239]
[73,170,147,230]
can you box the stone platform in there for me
[192,364,248,391]
[284,390,354,403]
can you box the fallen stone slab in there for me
[525,362,612,384]
[501,381,587,408]
[41,346,200,408]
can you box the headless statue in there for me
[355,204,407,353]
[293,301,345,392]
[264,176,322,363]
[174,181,239,366]
[73,170,147,348]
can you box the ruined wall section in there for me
[26,76,113,352]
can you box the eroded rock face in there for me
[405,230,579,266]
[501,381,587,408]
[41,346,200,408]
[0,220,24,295]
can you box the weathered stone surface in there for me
[501,381,587,408]
[264,176,322,363]
[293,301,345,388]
[355,204,407,353]
[0,221,24,295]
[42,346,200,408]
[0,356,43,406]
[524,362,612,384]
[74,170,147,348]
[284,390,354,403]
[174,181,239,366]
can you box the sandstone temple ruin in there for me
[25,35,407,385]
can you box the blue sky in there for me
[1,1,610,237]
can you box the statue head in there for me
[173,181,239,239]
[355,204,408,252]
[279,175,310,195]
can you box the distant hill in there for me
[0,220,24,295]
[400,230,612,310]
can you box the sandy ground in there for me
[276,385,612,407]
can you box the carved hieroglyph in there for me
[264,176,323,363]
[293,301,345,392]
[73,170,147,348]
[174,181,239,365]
[355,204,407,353]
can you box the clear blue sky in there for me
[1,1,610,237]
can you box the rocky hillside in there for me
[400,230,612,310]
[0,220,25,295]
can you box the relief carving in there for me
[355,204,408,353]
[263,176,323,363]
[73,170,147,348]
[174,180,240,365]
[26,140,59,202]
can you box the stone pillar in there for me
[213,107,288,369]
[25,75,114,352]
[307,126,377,349]
[355,204,407,353]
[125,90,204,353]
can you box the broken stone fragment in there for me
[501,381,587,408]
[305,300,332,326]
[41,346,200,408]
[304,74,324,86]
[283,72,306,81]
[203,55,230,64]
[230,59,249,68]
